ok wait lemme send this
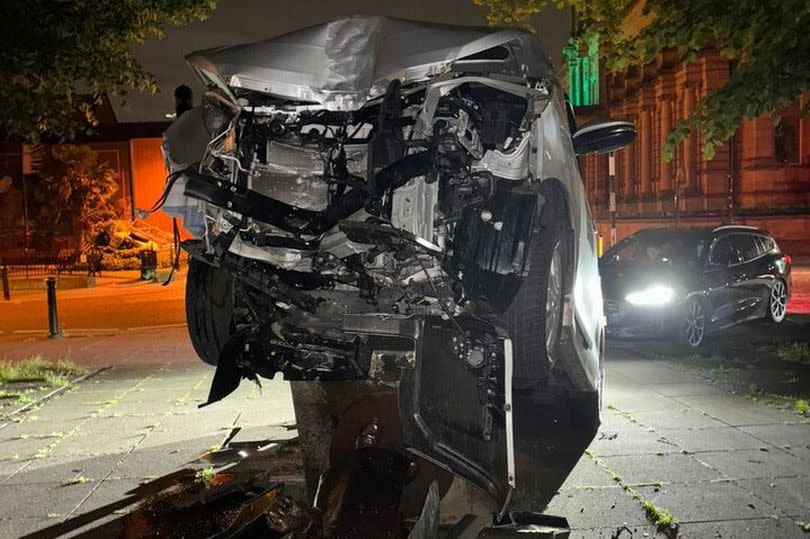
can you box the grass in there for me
[795,399,809,416]
[0,357,85,386]
[64,474,89,486]
[777,343,810,365]
[642,500,678,533]
[0,357,86,407]
[195,466,216,486]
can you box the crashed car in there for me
[160,16,634,530]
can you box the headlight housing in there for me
[625,285,674,306]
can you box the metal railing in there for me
[0,251,84,278]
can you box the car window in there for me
[757,235,776,253]
[731,234,760,263]
[710,237,740,266]
[605,237,640,264]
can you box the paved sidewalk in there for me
[0,362,297,538]
[552,344,810,538]
[0,329,808,538]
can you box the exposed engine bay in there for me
[166,75,550,386]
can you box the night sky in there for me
[118,0,570,122]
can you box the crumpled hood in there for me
[185,16,552,111]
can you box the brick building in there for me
[567,35,810,255]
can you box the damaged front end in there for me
[161,16,598,521]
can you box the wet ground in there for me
[0,316,808,537]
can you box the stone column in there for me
[698,51,732,211]
[657,72,676,215]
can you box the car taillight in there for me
[783,254,792,266]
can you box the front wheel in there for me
[185,257,236,366]
[767,279,787,323]
[503,194,570,386]
[679,297,708,349]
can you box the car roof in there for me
[186,16,553,111]
[632,225,770,239]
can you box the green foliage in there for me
[34,145,119,248]
[474,0,810,161]
[0,356,85,385]
[0,0,215,142]
[777,343,810,365]
[195,466,216,486]
[796,399,809,416]
[641,500,678,533]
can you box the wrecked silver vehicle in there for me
[160,16,634,534]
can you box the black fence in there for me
[0,251,85,278]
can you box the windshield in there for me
[602,231,706,267]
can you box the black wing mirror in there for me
[573,119,636,156]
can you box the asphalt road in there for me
[0,275,186,335]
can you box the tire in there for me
[767,279,787,323]
[678,296,708,350]
[503,193,570,386]
[185,257,236,366]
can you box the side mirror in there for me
[573,119,636,156]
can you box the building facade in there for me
[569,46,810,256]
[0,121,169,255]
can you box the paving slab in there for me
[0,518,53,539]
[600,453,722,485]
[634,481,777,522]
[672,394,796,426]
[568,525,663,539]
[590,424,677,457]
[631,407,729,430]
[677,517,806,539]
[740,424,810,460]
[75,478,144,514]
[736,477,810,519]
[1,453,123,485]
[558,457,617,489]
[112,447,212,481]
[604,390,681,415]
[544,486,650,529]
[0,481,96,519]
[696,448,807,480]
[655,426,768,452]
[648,382,729,397]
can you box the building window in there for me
[774,120,799,164]
[563,34,599,107]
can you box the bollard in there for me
[45,277,60,338]
[1,266,9,301]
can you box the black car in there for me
[600,225,792,348]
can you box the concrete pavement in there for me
[0,327,808,537]
[0,360,297,538]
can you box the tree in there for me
[34,145,119,249]
[474,0,810,161]
[0,0,215,143]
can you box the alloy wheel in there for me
[545,241,563,354]
[685,300,706,347]
[770,280,787,322]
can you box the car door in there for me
[729,233,768,321]
[705,235,741,326]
